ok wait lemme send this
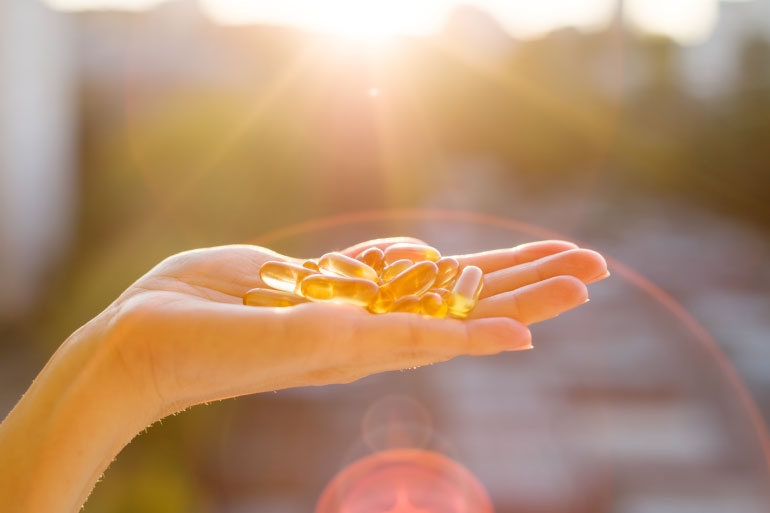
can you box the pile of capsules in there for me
[243,243,484,318]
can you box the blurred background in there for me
[1,0,769,511]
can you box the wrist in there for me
[0,307,156,512]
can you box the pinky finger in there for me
[469,275,589,325]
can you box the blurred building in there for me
[0,0,77,320]
[682,0,770,97]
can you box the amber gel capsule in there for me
[420,292,448,318]
[260,261,318,294]
[434,257,460,289]
[302,259,320,272]
[383,243,441,264]
[356,247,386,275]
[319,252,379,282]
[243,288,307,307]
[389,295,422,313]
[368,287,395,314]
[381,261,438,299]
[300,274,378,307]
[446,265,484,318]
[432,288,451,300]
[380,259,413,283]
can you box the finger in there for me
[470,275,588,325]
[340,237,428,258]
[455,240,579,274]
[348,310,532,363]
[149,301,531,411]
[481,248,608,298]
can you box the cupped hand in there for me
[102,238,608,420]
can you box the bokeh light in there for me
[315,449,493,513]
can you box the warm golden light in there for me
[199,0,447,44]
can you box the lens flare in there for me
[251,207,770,494]
[315,449,493,513]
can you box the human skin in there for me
[0,238,608,512]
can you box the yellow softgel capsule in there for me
[446,265,484,318]
[243,288,308,307]
[383,243,441,264]
[302,259,320,272]
[434,257,460,289]
[380,259,413,283]
[381,261,438,299]
[300,274,378,307]
[432,287,451,300]
[319,252,379,282]
[356,247,386,275]
[389,295,422,313]
[368,287,395,314]
[420,292,448,318]
[260,261,319,294]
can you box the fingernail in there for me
[584,297,591,304]
[589,270,611,282]
[505,326,532,351]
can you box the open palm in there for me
[105,238,607,418]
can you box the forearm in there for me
[0,314,155,513]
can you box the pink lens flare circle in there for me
[315,449,493,513]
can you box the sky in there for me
[43,0,753,45]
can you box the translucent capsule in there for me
[380,259,413,283]
[434,257,460,288]
[243,288,308,307]
[300,274,378,307]
[356,247,386,275]
[260,261,319,294]
[367,287,395,314]
[383,243,441,264]
[389,295,422,313]
[381,261,438,299]
[446,265,484,318]
[302,259,320,272]
[420,292,448,318]
[432,287,451,299]
[319,252,379,282]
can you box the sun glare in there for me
[625,0,718,45]
[46,0,728,46]
[200,0,445,44]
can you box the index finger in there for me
[455,240,579,273]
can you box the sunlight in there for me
[625,0,719,45]
[199,0,447,43]
[43,0,731,45]
[472,0,615,39]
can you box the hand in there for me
[106,237,608,419]
[0,237,607,513]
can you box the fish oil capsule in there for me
[380,259,413,283]
[260,261,319,294]
[383,243,441,264]
[381,261,438,299]
[302,259,320,272]
[447,265,484,318]
[420,292,448,318]
[432,288,451,300]
[319,252,379,282]
[389,295,422,313]
[434,257,460,288]
[243,288,308,307]
[368,287,395,314]
[356,247,386,275]
[300,274,378,307]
